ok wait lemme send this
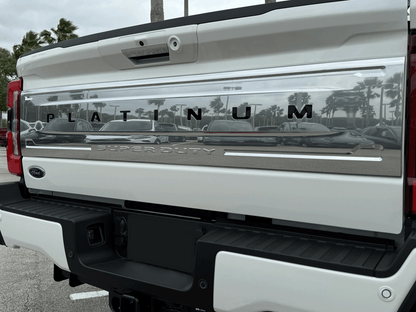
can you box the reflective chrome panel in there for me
[20,58,405,177]
[224,152,383,162]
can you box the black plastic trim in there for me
[7,110,12,132]
[128,53,170,65]
[374,231,416,277]
[22,0,348,58]
[0,231,5,246]
[53,264,69,282]
[398,279,416,312]
[198,226,389,275]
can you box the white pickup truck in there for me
[3,0,416,311]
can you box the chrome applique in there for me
[19,57,405,177]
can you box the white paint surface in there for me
[23,157,403,234]
[0,210,69,271]
[214,251,416,312]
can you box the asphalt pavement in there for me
[0,148,109,311]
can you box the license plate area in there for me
[126,212,211,274]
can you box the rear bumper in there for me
[213,251,416,312]
[1,181,416,312]
[0,210,69,271]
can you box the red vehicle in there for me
[0,127,7,147]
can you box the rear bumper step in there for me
[1,182,416,311]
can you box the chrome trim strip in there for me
[26,146,92,151]
[21,57,403,95]
[224,152,383,162]
[35,87,344,107]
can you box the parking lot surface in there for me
[0,148,109,311]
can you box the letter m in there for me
[288,105,312,119]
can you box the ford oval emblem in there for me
[29,167,45,179]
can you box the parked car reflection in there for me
[100,119,162,132]
[280,122,329,146]
[280,122,373,148]
[280,122,329,133]
[360,126,401,149]
[198,125,208,142]
[330,127,362,136]
[158,123,186,142]
[203,120,278,146]
[20,120,34,137]
[305,131,374,148]
[21,118,92,144]
[85,135,166,144]
[87,119,169,144]
[178,126,194,140]
[44,118,93,132]
[254,126,280,132]
[91,122,106,131]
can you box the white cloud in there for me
[0,0,266,52]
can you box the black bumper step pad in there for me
[2,199,110,224]
[197,227,388,276]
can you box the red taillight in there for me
[6,78,22,176]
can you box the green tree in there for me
[359,104,376,120]
[287,92,311,106]
[0,48,17,111]
[200,107,210,117]
[209,97,224,119]
[1,19,78,116]
[268,105,284,125]
[159,108,169,122]
[13,31,44,59]
[321,106,331,126]
[257,109,271,126]
[39,30,55,45]
[323,94,337,127]
[353,77,382,127]
[13,19,78,61]
[40,18,78,44]
[135,108,145,118]
[170,105,178,122]
[148,99,165,114]
[385,73,403,126]
[0,48,17,79]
